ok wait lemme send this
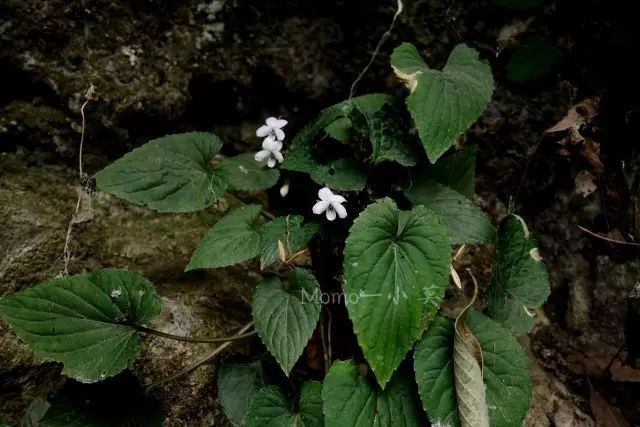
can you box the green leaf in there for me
[413,316,460,427]
[391,43,494,163]
[0,270,161,383]
[424,146,477,200]
[218,361,266,426]
[252,268,321,374]
[258,216,319,270]
[96,132,227,213]
[343,198,451,387]
[324,117,353,144]
[468,309,531,426]
[283,145,367,191]
[349,99,418,167]
[322,360,425,427]
[506,38,561,82]
[217,153,280,191]
[486,214,550,334]
[283,93,418,188]
[413,311,532,427]
[390,42,429,83]
[186,204,262,271]
[493,0,541,10]
[246,382,324,427]
[406,180,495,245]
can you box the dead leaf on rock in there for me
[575,170,598,198]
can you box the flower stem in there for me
[144,322,254,389]
[136,324,256,344]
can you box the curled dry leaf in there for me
[453,272,490,427]
[546,96,604,172]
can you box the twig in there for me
[136,325,256,344]
[577,225,640,247]
[61,85,97,275]
[348,0,403,99]
[145,322,254,390]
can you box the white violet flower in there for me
[256,117,287,141]
[312,187,347,221]
[254,136,284,168]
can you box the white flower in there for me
[256,117,287,141]
[254,136,284,168]
[312,187,347,221]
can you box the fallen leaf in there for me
[589,382,630,427]
[546,96,600,136]
[546,96,604,172]
[574,170,598,198]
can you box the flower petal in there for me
[254,150,270,162]
[326,207,337,221]
[330,194,346,204]
[262,136,279,151]
[273,151,284,163]
[318,187,333,201]
[256,125,272,137]
[312,200,330,215]
[272,118,288,128]
[267,156,276,168]
[274,128,285,141]
[333,202,347,219]
[265,117,278,127]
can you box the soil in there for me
[1,0,640,425]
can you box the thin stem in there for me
[348,0,403,99]
[577,225,640,247]
[79,99,89,179]
[136,324,257,343]
[145,322,254,389]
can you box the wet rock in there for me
[0,152,259,424]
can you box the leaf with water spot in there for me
[217,153,280,191]
[0,270,161,383]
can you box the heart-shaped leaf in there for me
[406,180,495,245]
[0,270,161,383]
[486,214,550,334]
[217,153,280,192]
[252,268,321,374]
[186,204,263,271]
[218,361,266,426]
[391,43,494,162]
[322,360,425,427]
[343,198,450,388]
[258,216,319,269]
[96,132,227,213]
[246,382,324,427]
